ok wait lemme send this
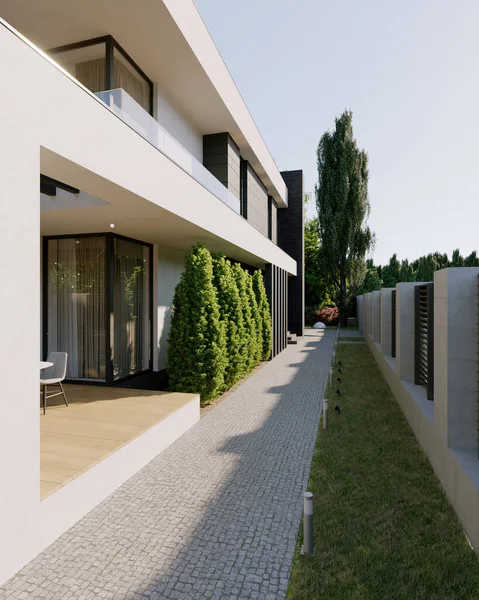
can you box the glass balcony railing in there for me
[96,88,241,214]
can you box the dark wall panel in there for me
[278,170,304,337]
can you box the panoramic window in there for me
[49,36,153,114]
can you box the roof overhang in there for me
[0,0,288,207]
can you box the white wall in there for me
[154,83,203,163]
[154,246,186,371]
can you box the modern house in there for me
[0,0,304,584]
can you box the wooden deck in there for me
[40,384,195,499]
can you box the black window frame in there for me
[48,35,154,116]
[42,231,154,387]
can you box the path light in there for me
[302,492,314,556]
[329,366,333,387]
[332,350,336,365]
[323,399,328,429]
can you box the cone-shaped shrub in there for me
[167,244,226,403]
[212,253,246,387]
[253,270,272,361]
[232,263,257,373]
[246,272,263,368]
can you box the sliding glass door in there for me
[47,237,106,380]
[112,238,150,380]
[45,234,151,384]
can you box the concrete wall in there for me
[154,83,202,162]
[372,290,380,343]
[434,268,479,453]
[154,246,186,371]
[357,267,479,556]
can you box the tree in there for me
[316,110,374,324]
[252,270,272,361]
[464,251,479,267]
[398,259,414,282]
[212,253,246,388]
[167,244,227,403]
[451,249,464,267]
[357,265,382,294]
[232,263,258,373]
[381,254,400,288]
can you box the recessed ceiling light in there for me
[110,223,115,229]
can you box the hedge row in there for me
[167,244,272,403]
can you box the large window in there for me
[48,36,153,114]
[44,234,152,384]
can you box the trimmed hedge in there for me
[168,245,273,403]
[253,270,272,361]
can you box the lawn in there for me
[288,344,479,600]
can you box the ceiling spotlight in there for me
[110,223,115,229]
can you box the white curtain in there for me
[47,237,106,380]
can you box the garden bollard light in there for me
[329,366,333,387]
[333,350,336,365]
[303,492,314,555]
[323,399,328,429]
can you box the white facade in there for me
[0,1,301,584]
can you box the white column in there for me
[380,288,394,356]
[434,268,479,452]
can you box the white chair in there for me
[40,352,68,415]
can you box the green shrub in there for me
[167,244,226,403]
[232,263,258,373]
[246,272,263,367]
[212,253,246,387]
[252,270,272,360]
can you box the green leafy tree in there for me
[415,255,436,282]
[212,253,246,388]
[464,251,479,267]
[451,249,464,267]
[381,254,400,288]
[316,110,374,324]
[398,259,414,282]
[357,266,382,294]
[252,270,272,361]
[167,244,226,403]
[305,216,336,307]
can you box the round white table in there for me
[40,361,53,370]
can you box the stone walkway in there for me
[0,331,333,600]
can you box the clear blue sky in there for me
[195,0,479,265]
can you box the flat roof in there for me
[0,0,288,207]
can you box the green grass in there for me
[338,336,364,342]
[288,344,479,600]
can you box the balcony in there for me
[96,88,241,215]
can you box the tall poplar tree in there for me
[316,110,374,324]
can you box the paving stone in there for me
[0,331,332,599]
